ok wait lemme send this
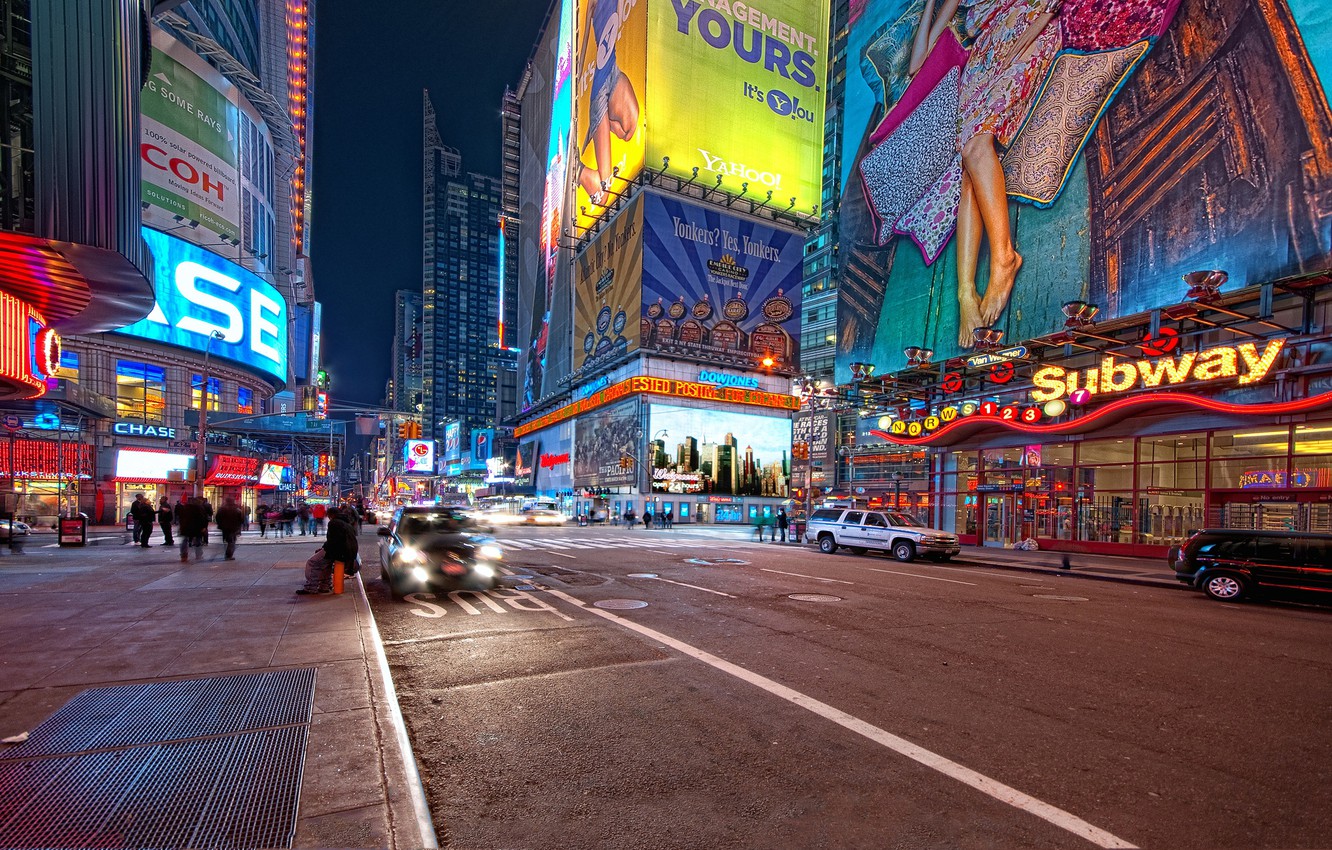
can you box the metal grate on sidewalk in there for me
[0,668,316,849]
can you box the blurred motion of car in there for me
[377,506,504,600]
[0,519,31,541]
[521,508,566,526]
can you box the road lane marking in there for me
[646,576,735,598]
[863,568,976,586]
[539,587,1137,849]
[649,550,675,556]
[761,569,854,585]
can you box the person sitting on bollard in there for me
[296,511,358,595]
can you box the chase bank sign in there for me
[115,228,289,384]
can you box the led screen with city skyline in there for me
[648,404,791,497]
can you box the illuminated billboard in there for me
[646,0,828,216]
[573,400,640,487]
[836,0,1332,374]
[443,422,462,463]
[403,439,436,475]
[117,228,288,384]
[140,29,243,249]
[574,193,644,371]
[572,0,647,234]
[648,404,791,496]
[641,192,802,369]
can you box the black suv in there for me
[1171,529,1332,603]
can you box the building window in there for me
[237,386,254,415]
[116,361,167,423]
[191,375,222,411]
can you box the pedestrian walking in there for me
[157,498,175,545]
[642,508,653,530]
[312,502,326,534]
[257,503,269,538]
[753,512,771,542]
[624,507,636,530]
[296,512,358,595]
[241,503,252,532]
[176,497,206,562]
[130,493,155,548]
[201,499,213,545]
[297,502,311,536]
[776,508,789,543]
[281,504,297,536]
[663,507,673,529]
[216,497,245,560]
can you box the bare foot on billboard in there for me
[980,249,1022,325]
[577,164,606,206]
[958,290,984,348]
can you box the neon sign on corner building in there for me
[116,228,289,384]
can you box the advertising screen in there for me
[573,399,641,487]
[403,439,436,475]
[115,448,193,481]
[515,439,539,488]
[524,0,576,410]
[258,462,287,487]
[648,404,791,497]
[443,422,462,463]
[140,29,242,249]
[574,193,644,372]
[641,192,802,370]
[572,0,647,234]
[117,228,288,384]
[471,428,495,470]
[835,0,1332,375]
[646,0,828,217]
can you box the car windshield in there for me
[886,512,924,527]
[400,513,469,535]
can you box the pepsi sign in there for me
[115,228,288,384]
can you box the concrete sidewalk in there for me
[953,545,1184,589]
[0,534,434,849]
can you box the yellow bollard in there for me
[332,561,345,594]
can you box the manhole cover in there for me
[627,573,658,578]
[788,594,843,603]
[1032,594,1089,601]
[684,558,750,566]
[594,599,649,610]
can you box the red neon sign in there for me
[0,438,94,479]
[206,455,260,484]
[0,291,53,398]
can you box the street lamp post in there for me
[892,471,903,511]
[195,330,224,497]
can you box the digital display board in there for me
[443,422,462,463]
[572,0,647,234]
[403,439,436,475]
[118,228,288,384]
[836,0,1332,376]
[648,404,791,497]
[115,448,193,481]
[573,400,640,488]
[646,0,828,217]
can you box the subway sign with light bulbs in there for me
[1029,340,1285,403]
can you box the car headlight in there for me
[473,563,496,579]
[478,543,503,561]
[398,546,425,564]
[410,566,430,582]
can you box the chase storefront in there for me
[846,283,1332,556]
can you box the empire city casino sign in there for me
[515,375,798,437]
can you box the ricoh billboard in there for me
[116,228,288,385]
[646,0,828,216]
[140,28,243,249]
[836,0,1332,373]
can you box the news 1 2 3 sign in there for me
[0,290,61,399]
[115,228,288,384]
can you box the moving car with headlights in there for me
[377,506,504,600]
[520,507,566,526]
[804,508,960,562]
[0,519,31,541]
[1170,529,1332,603]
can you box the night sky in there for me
[312,0,553,407]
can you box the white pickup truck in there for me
[804,507,960,562]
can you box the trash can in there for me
[58,515,87,547]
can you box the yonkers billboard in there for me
[574,194,644,372]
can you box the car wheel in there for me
[382,566,406,601]
[848,546,867,555]
[892,540,917,562]
[1202,571,1248,602]
[818,535,837,554]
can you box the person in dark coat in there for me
[157,498,175,545]
[297,514,359,595]
[130,494,155,548]
[176,497,207,562]
[776,508,789,543]
[215,497,245,561]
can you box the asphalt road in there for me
[367,525,1332,850]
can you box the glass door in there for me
[983,495,1016,547]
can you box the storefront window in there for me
[115,361,166,423]
[1137,434,1205,463]
[981,447,1023,469]
[1078,464,1133,490]
[1139,461,1206,490]
[1211,427,1290,458]
[1136,491,1205,546]
[1211,457,1289,489]
[1293,425,1332,455]
[237,386,254,415]
[1078,491,1134,543]
[1077,439,1134,465]
[1036,443,1074,466]
[191,375,222,412]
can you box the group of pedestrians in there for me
[754,508,792,543]
[127,492,248,561]
[256,500,327,538]
[618,506,675,530]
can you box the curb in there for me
[953,556,1187,591]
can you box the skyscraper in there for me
[390,291,424,413]
[421,90,503,447]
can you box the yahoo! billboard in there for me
[116,228,288,384]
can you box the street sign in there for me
[2,415,20,431]
[168,440,198,451]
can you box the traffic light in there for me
[397,422,409,439]
[408,422,422,440]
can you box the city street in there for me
[368,525,1332,850]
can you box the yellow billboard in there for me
[647,0,828,217]
[574,193,645,372]
[572,0,648,235]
